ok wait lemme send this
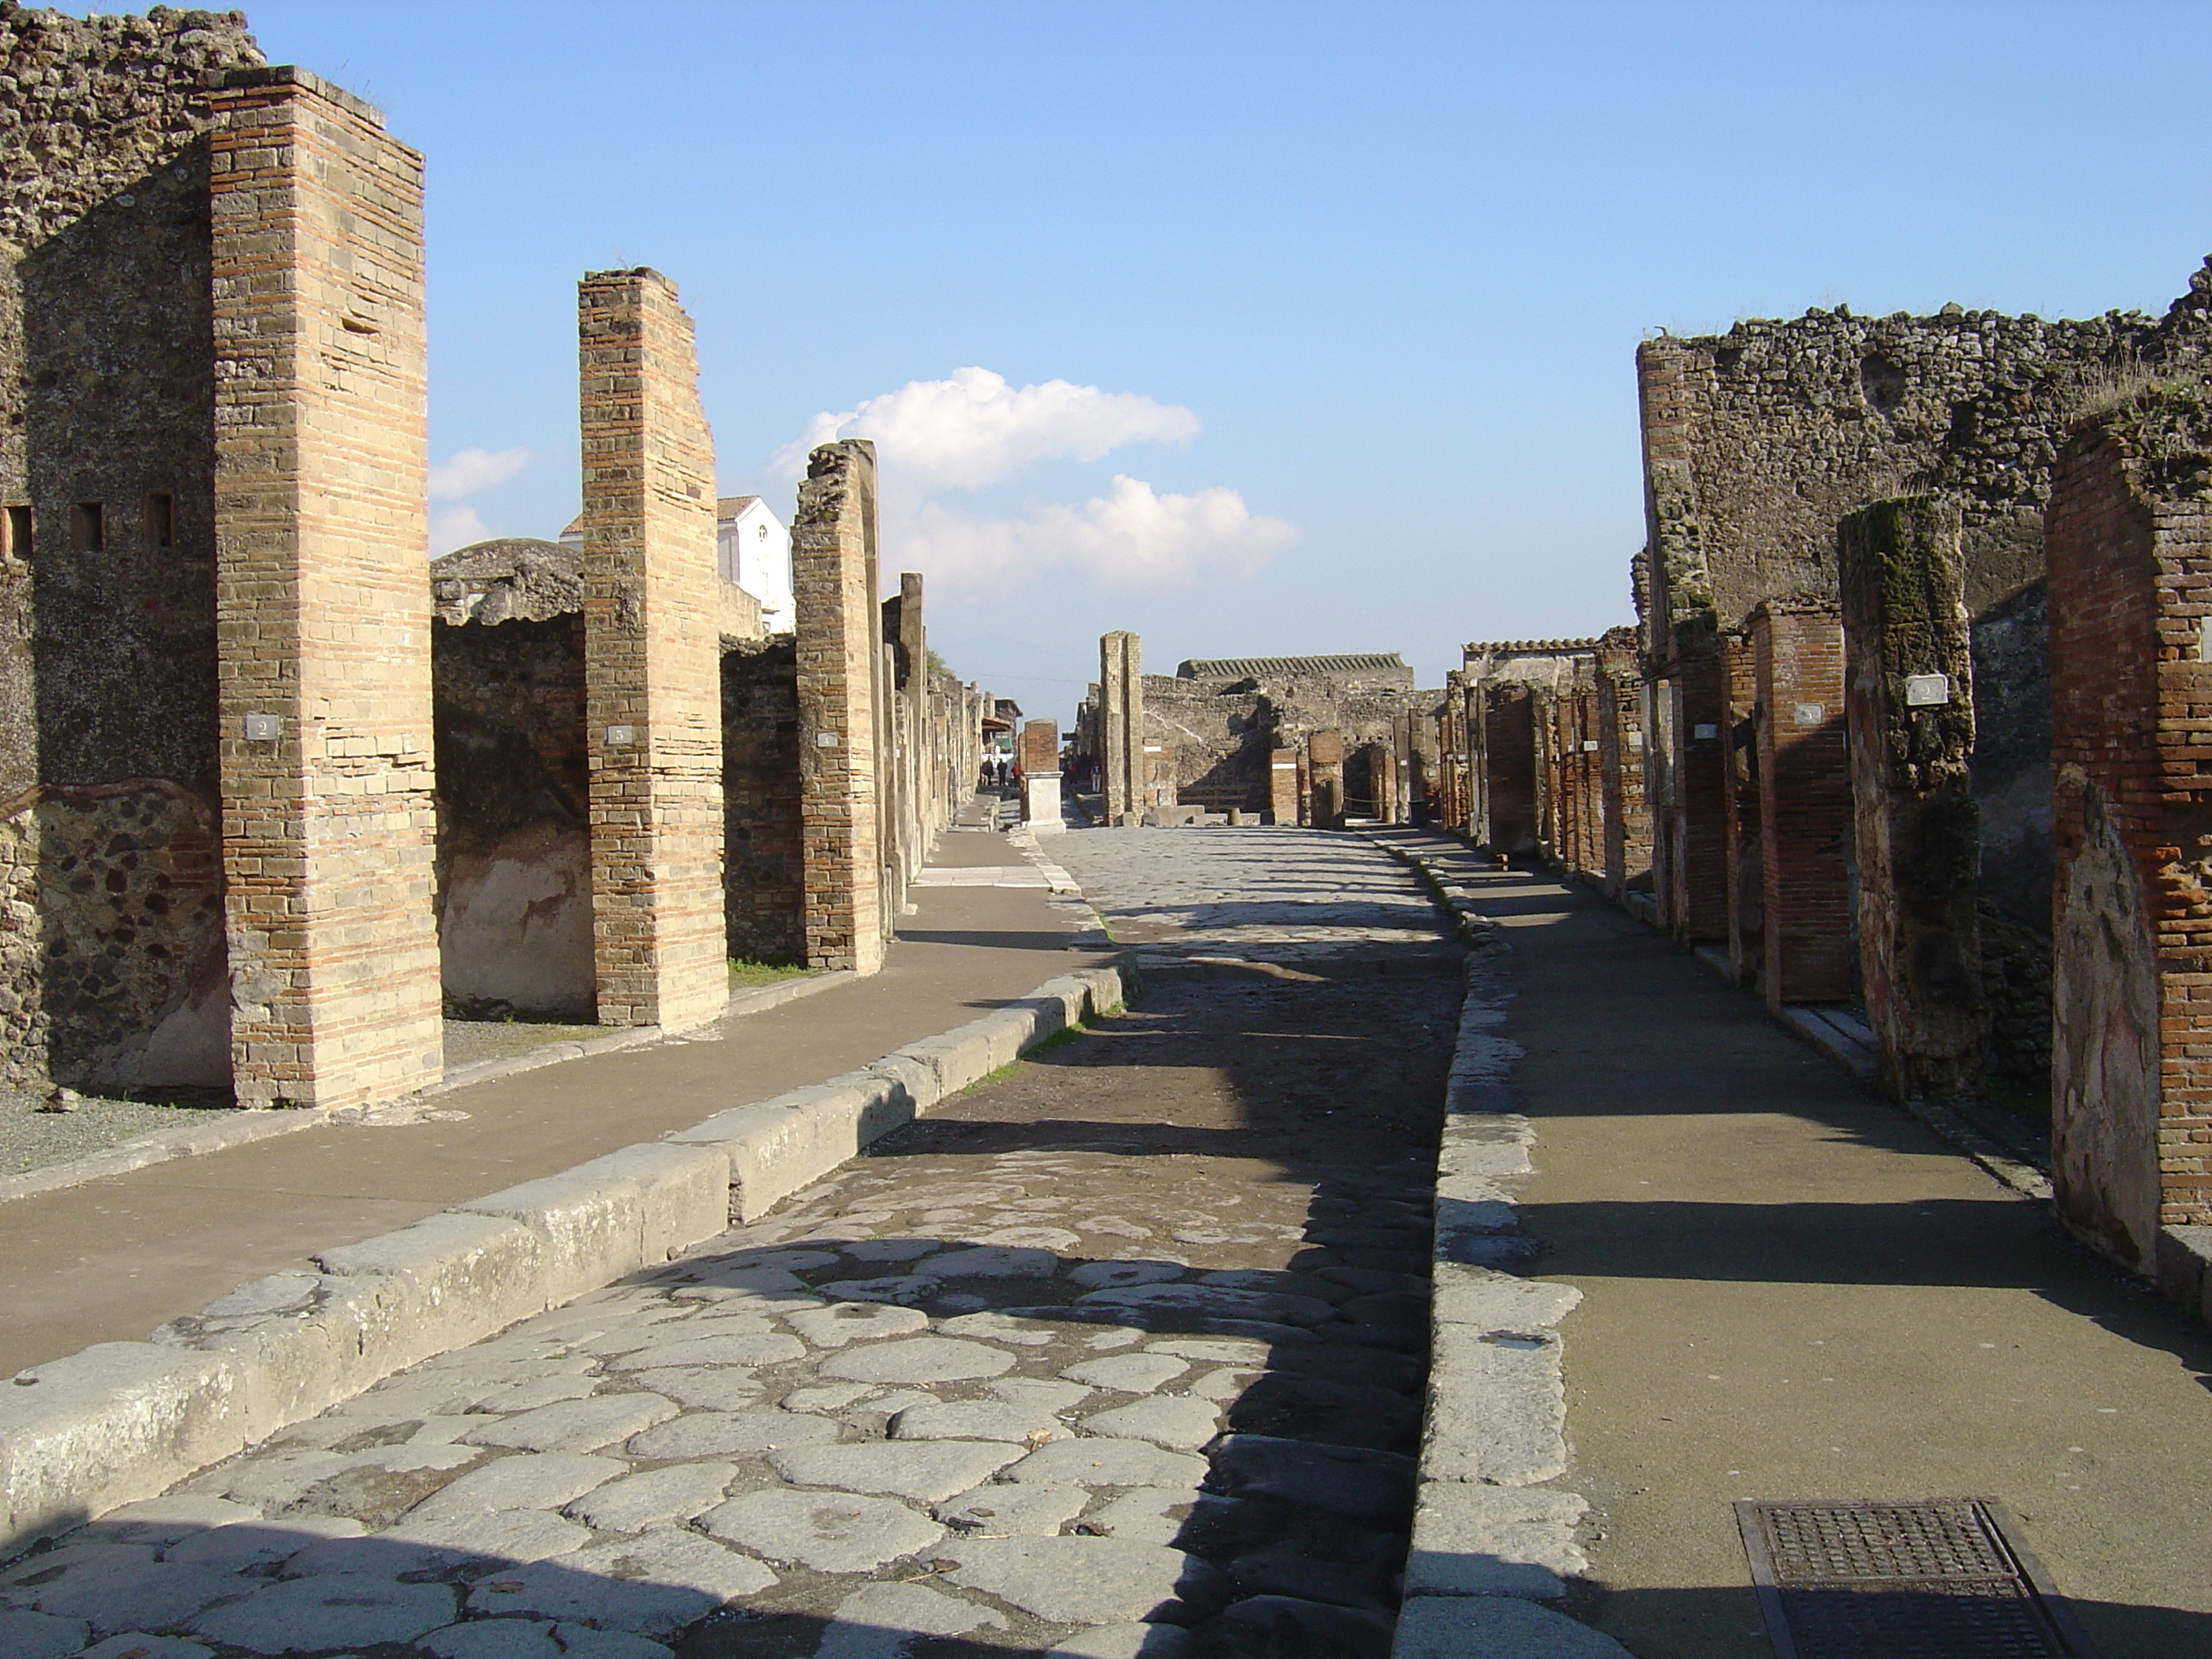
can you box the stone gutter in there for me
[1359,832,1633,1659]
[0,958,1136,1556]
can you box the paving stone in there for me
[380,1506,596,1563]
[815,1276,942,1305]
[466,1530,774,1635]
[926,1245,1061,1278]
[932,1482,1091,1537]
[987,1377,1092,1412]
[1393,1594,1632,1659]
[841,1237,944,1262]
[1046,1621,1199,1659]
[669,1270,814,1301]
[701,1488,944,1573]
[1068,1260,1185,1289]
[1005,1439,1210,1488]
[18,1554,249,1639]
[191,1573,457,1653]
[460,1394,678,1453]
[1080,1484,1206,1545]
[469,1373,604,1412]
[1060,1353,1189,1393]
[0,1609,89,1659]
[550,1625,674,1659]
[565,1463,737,1532]
[1080,1395,1221,1450]
[419,1619,563,1659]
[767,1441,1023,1503]
[1205,1593,1394,1659]
[818,1336,1016,1383]
[976,1225,1082,1249]
[782,1382,882,1413]
[939,1534,1230,1624]
[161,1514,365,1571]
[1228,1544,1390,1610]
[784,1303,931,1348]
[815,1580,1007,1659]
[1404,1484,1588,1598]
[607,1333,806,1369]
[96,1495,264,1545]
[1198,1269,1348,1303]
[404,1452,628,1521]
[938,1310,1057,1346]
[1190,1366,1261,1401]
[889,1400,1068,1443]
[725,1249,841,1271]
[626,1366,767,1410]
[1074,1283,1339,1327]
[1146,1338,1269,1365]
[73,1637,215,1659]
[1208,1435,1416,1528]
[1225,1375,1419,1452]
[626,1408,841,1458]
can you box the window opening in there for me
[71,502,103,553]
[0,505,28,561]
[143,492,175,550]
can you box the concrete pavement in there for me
[1388,830,2212,1659]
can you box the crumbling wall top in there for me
[433,538,584,626]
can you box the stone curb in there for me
[1369,834,1632,1659]
[0,972,859,1211]
[0,957,1137,1557]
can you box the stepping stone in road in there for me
[1080,1396,1222,1451]
[701,1488,944,1574]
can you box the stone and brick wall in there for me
[722,637,803,965]
[1751,601,1853,1008]
[2047,387,2212,1267]
[1594,629,1651,898]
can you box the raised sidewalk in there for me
[0,824,1108,1380]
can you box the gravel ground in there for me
[0,1088,245,1178]
[443,1020,605,1073]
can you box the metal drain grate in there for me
[1736,1499,2100,1659]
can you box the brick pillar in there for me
[2047,399,2212,1272]
[1309,730,1345,830]
[1100,631,1143,824]
[1595,632,1650,898]
[1752,601,1852,1008]
[577,269,728,1032]
[1269,747,1299,825]
[207,69,441,1109]
[1720,629,1761,987]
[1838,495,1985,1103]
[1019,719,1062,833]
[1663,641,1730,942]
[795,439,885,975]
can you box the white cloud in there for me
[430,445,534,502]
[903,475,1297,592]
[430,504,493,556]
[771,368,1199,492]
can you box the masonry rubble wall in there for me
[1593,629,1652,899]
[2047,388,2212,1276]
[1969,577,2055,1098]
[1838,496,1987,1103]
[722,637,804,965]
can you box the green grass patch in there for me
[728,958,817,990]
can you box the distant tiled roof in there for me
[717,495,761,519]
[1177,653,1410,681]
[1461,638,1602,655]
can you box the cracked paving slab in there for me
[6,830,1467,1659]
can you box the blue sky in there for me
[243,0,2212,725]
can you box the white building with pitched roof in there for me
[559,496,795,633]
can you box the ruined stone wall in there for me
[0,9,263,1087]
[722,637,803,964]
[1142,674,1268,812]
[1970,578,2054,1096]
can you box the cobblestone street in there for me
[0,830,1463,1659]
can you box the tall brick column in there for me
[1308,731,1345,830]
[1662,641,1730,942]
[1720,630,1761,987]
[208,69,441,1109]
[1595,630,1650,899]
[1269,747,1300,825]
[795,440,886,975]
[2048,394,2212,1272]
[577,269,727,1031]
[1839,496,1986,1103]
[1100,632,1143,824]
[1752,600,1853,1008]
